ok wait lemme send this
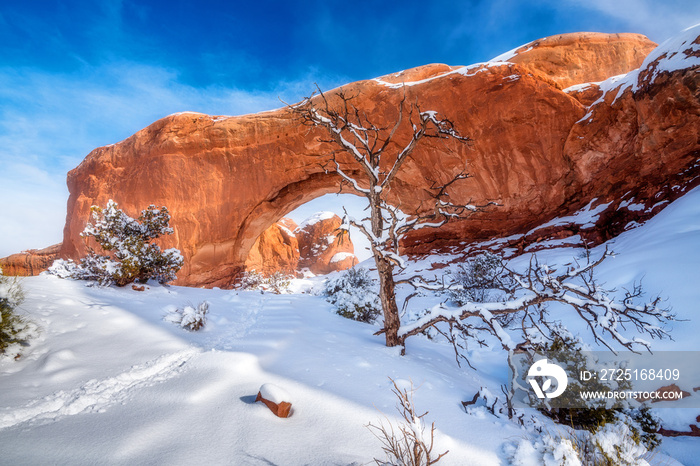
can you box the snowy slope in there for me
[0,278,511,464]
[2,187,700,464]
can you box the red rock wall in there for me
[244,218,300,275]
[497,32,657,89]
[295,213,358,275]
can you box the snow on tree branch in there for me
[398,248,674,358]
[288,84,479,347]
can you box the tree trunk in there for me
[376,255,401,346]
[367,193,401,347]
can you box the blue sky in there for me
[1,0,699,258]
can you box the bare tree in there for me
[403,248,674,362]
[290,87,673,358]
[290,86,480,347]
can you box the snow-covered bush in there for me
[505,419,651,466]
[48,255,115,285]
[49,200,183,286]
[509,335,659,465]
[239,269,264,290]
[446,252,511,305]
[520,336,631,429]
[510,335,660,456]
[165,301,209,331]
[239,270,292,294]
[263,271,292,294]
[518,336,659,451]
[626,407,661,452]
[323,267,381,323]
[505,431,582,466]
[591,418,650,466]
[0,270,32,357]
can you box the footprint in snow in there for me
[0,348,199,430]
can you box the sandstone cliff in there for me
[244,218,300,275]
[244,214,358,276]
[489,32,657,90]
[294,212,358,275]
[0,244,61,277]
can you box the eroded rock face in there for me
[491,32,658,90]
[0,244,61,276]
[245,218,300,275]
[244,215,358,276]
[294,213,358,275]
[16,28,697,287]
[558,29,700,245]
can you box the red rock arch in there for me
[61,63,583,287]
[57,32,700,288]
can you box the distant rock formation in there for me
[244,218,300,275]
[244,213,357,276]
[0,244,61,277]
[4,27,699,287]
[294,212,358,275]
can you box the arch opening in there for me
[243,193,372,278]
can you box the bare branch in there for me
[367,378,449,465]
[397,250,674,358]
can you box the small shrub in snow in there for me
[239,270,293,294]
[626,407,660,451]
[367,379,448,465]
[323,267,381,323]
[49,255,115,285]
[446,252,511,305]
[49,200,183,286]
[505,431,582,466]
[165,301,209,331]
[239,269,264,290]
[591,418,650,466]
[265,271,292,294]
[520,336,631,430]
[505,421,649,466]
[0,270,33,357]
[518,335,659,451]
[505,415,653,466]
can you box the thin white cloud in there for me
[0,167,67,258]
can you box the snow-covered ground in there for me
[0,278,510,464]
[2,187,700,464]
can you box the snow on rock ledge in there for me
[557,24,700,249]
[488,31,657,90]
